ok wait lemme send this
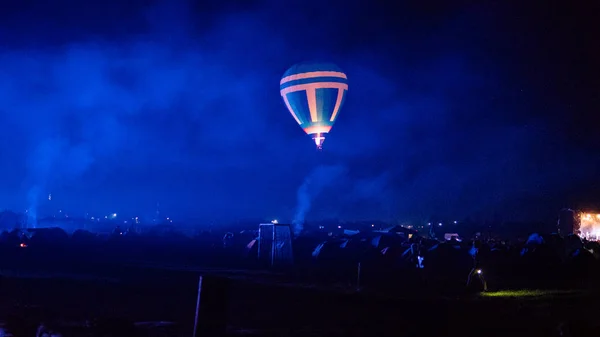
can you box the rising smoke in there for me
[293,165,347,235]
[25,138,95,226]
[27,186,40,228]
[0,0,595,223]
[4,0,282,220]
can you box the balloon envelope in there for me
[280,62,348,149]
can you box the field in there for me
[0,262,598,337]
[0,241,598,336]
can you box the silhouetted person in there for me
[428,224,436,240]
[222,232,234,248]
[467,240,487,291]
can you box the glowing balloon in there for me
[280,62,348,150]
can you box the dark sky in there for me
[0,0,598,224]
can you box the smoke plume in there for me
[25,137,95,226]
[293,165,347,235]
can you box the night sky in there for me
[0,0,598,225]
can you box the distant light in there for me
[48,193,52,201]
[453,220,458,224]
[476,269,482,274]
[112,213,117,218]
[337,225,342,229]
[438,223,442,226]
[319,226,324,229]
[371,224,375,227]
[59,210,62,213]
[20,243,27,248]
[427,223,431,226]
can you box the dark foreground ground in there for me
[0,264,599,337]
[0,242,598,336]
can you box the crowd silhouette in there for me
[0,225,596,295]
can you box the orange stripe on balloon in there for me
[303,125,332,135]
[282,94,301,124]
[305,87,318,122]
[330,88,346,122]
[280,82,348,96]
[280,71,347,85]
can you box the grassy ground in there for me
[0,266,598,337]
[0,245,597,336]
[480,289,586,299]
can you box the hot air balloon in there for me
[280,62,348,150]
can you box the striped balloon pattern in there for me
[280,62,348,150]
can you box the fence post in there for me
[192,275,230,337]
[356,262,361,291]
[192,276,203,337]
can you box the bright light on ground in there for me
[480,289,581,298]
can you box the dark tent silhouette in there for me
[29,228,69,245]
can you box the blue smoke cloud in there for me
[293,164,347,234]
[0,0,595,224]
[0,2,291,218]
